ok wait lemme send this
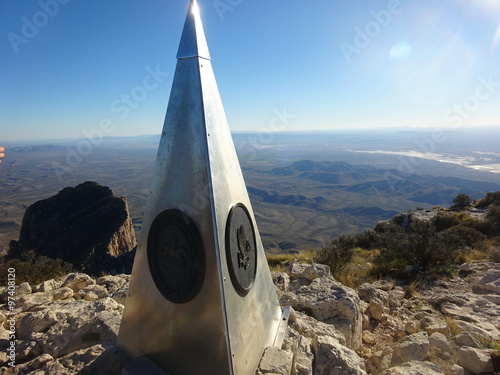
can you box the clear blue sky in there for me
[1,0,499,140]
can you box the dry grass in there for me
[266,248,315,272]
[480,339,500,352]
[332,248,378,289]
[456,249,486,264]
[444,316,463,337]
[488,246,500,263]
[404,281,419,299]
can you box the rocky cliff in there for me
[1,261,499,374]
[9,181,136,275]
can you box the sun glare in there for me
[493,23,500,49]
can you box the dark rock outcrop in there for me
[10,181,136,275]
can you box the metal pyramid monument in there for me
[116,1,284,374]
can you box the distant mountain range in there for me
[11,145,71,153]
[2,133,500,253]
[243,160,500,252]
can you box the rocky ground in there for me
[0,261,499,374]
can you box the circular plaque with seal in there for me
[147,209,205,304]
[225,203,257,296]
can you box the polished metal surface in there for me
[117,1,282,374]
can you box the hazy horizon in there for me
[2,124,500,143]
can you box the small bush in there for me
[404,281,419,299]
[487,205,500,226]
[315,235,356,275]
[452,193,472,210]
[462,218,495,236]
[489,247,500,263]
[475,191,500,208]
[433,211,472,232]
[373,219,486,276]
[0,250,73,285]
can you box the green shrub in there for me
[352,230,378,250]
[452,193,472,211]
[437,225,486,250]
[487,206,500,225]
[373,219,486,275]
[475,191,500,208]
[0,251,73,285]
[461,218,495,236]
[432,211,472,232]
[489,247,500,263]
[316,235,356,275]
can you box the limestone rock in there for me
[286,263,331,282]
[369,298,386,321]
[440,302,476,323]
[2,283,33,303]
[57,345,106,373]
[358,283,389,303]
[405,321,418,335]
[380,361,444,375]
[282,327,313,375]
[366,348,395,374]
[110,285,129,305]
[30,297,122,358]
[454,332,481,348]
[454,320,493,342]
[281,277,362,349]
[294,337,314,375]
[450,364,464,375]
[16,340,41,363]
[392,332,430,365]
[0,327,9,341]
[258,346,293,375]
[290,311,346,346]
[372,280,394,292]
[289,277,310,291]
[312,335,367,375]
[17,282,32,297]
[76,285,108,301]
[271,271,290,295]
[51,287,74,301]
[387,296,400,311]
[62,273,96,292]
[420,315,451,337]
[362,330,376,345]
[428,332,452,358]
[476,268,500,294]
[424,323,451,338]
[30,353,54,369]
[457,346,494,374]
[38,279,59,293]
[17,292,53,311]
[97,275,123,293]
[18,310,64,340]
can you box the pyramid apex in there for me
[176,0,211,60]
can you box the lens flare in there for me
[390,42,412,60]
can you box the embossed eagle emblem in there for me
[159,239,188,276]
[236,224,252,270]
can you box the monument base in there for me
[113,306,290,375]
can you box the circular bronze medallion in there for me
[225,203,257,295]
[147,209,205,304]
